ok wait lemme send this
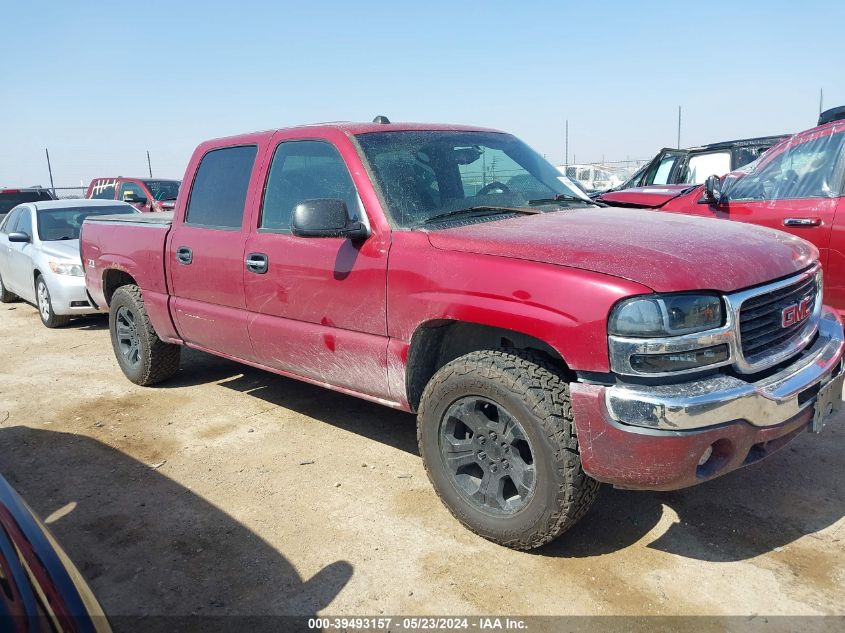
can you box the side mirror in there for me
[291,199,370,240]
[702,175,723,204]
[8,232,30,243]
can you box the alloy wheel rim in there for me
[115,306,142,367]
[439,396,536,515]
[37,282,50,321]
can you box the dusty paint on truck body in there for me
[80,121,842,491]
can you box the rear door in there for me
[242,134,390,398]
[167,144,263,361]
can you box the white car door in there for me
[7,206,36,301]
[0,207,23,294]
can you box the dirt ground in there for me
[1,303,844,625]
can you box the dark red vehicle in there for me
[599,120,845,315]
[85,177,180,213]
[80,120,845,549]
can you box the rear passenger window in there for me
[90,180,117,199]
[260,140,361,232]
[186,145,258,229]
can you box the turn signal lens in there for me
[629,344,729,373]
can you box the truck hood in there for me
[598,184,697,208]
[39,239,82,263]
[425,208,816,293]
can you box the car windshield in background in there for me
[354,131,592,228]
[144,180,180,201]
[0,190,53,215]
[36,206,136,241]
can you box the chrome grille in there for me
[739,274,818,360]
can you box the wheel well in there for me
[405,320,570,411]
[103,269,138,306]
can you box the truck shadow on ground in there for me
[0,425,353,630]
[165,348,845,563]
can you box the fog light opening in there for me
[695,439,733,479]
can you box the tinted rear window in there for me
[186,146,257,229]
[0,190,53,214]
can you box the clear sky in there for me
[1,0,843,187]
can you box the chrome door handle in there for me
[245,253,268,274]
[783,217,821,227]
[176,246,193,264]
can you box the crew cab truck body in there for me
[599,121,845,315]
[81,121,845,549]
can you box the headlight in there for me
[49,260,84,277]
[609,294,724,338]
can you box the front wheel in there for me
[109,284,181,385]
[417,349,600,550]
[36,276,70,328]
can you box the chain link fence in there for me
[52,186,88,199]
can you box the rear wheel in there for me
[0,272,17,303]
[109,285,181,385]
[36,276,70,328]
[417,349,600,550]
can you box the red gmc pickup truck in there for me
[600,120,845,314]
[80,120,845,549]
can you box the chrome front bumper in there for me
[605,307,845,430]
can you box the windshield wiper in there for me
[419,206,541,226]
[527,194,606,207]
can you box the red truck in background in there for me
[599,120,845,314]
[80,120,845,549]
[86,177,180,213]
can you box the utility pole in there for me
[677,105,682,149]
[820,88,824,115]
[146,150,153,178]
[565,120,569,167]
[45,148,55,196]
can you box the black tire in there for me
[109,284,181,385]
[0,271,17,303]
[35,275,70,328]
[417,348,600,550]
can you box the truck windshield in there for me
[37,206,136,241]
[354,131,591,228]
[144,180,180,201]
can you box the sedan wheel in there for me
[36,277,69,328]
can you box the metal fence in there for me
[52,186,88,199]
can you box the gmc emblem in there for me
[782,296,813,328]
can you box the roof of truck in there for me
[203,121,503,145]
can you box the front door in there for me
[242,137,390,399]
[168,144,261,361]
[716,131,845,288]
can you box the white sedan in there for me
[0,199,137,327]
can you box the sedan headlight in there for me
[48,260,84,277]
[609,294,724,338]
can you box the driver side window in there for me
[16,209,32,237]
[118,182,146,202]
[725,132,845,202]
[1,208,21,234]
